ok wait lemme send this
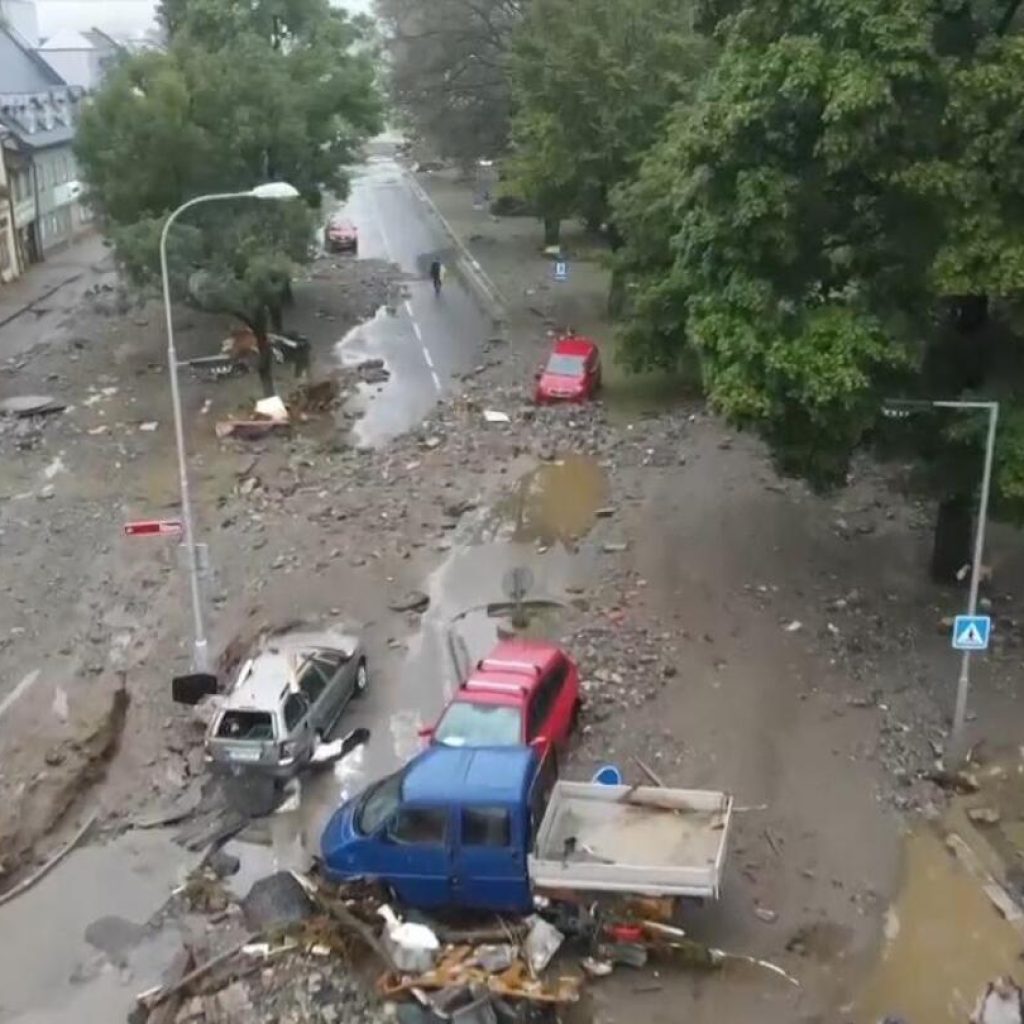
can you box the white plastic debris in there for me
[255,395,289,422]
[783,620,803,632]
[139,421,159,432]
[483,409,511,424]
[378,904,440,973]
[524,915,563,974]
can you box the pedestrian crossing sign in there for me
[952,614,991,651]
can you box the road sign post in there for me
[502,566,534,629]
[884,398,999,767]
[952,615,991,651]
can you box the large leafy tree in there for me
[76,0,382,395]
[507,0,711,247]
[374,0,523,166]
[614,0,1024,579]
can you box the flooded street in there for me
[0,830,191,1024]
[855,827,1023,1023]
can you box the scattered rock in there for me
[241,871,313,932]
[207,848,241,878]
[968,806,1001,826]
[754,907,778,924]
[388,590,430,613]
[602,541,628,554]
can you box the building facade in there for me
[0,25,88,263]
[0,127,20,282]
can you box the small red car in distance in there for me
[324,214,358,254]
[534,334,602,404]
[420,639,581,756]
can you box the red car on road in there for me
[534,335,602,404]
[324,214,358,254]
[420,639,581,756]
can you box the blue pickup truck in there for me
[320,745,733,914]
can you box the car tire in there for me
[354,659,368,696]
[570,699,582,732]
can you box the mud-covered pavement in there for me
[2,142,1024,1024]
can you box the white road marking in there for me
[422,346,434,368]
[403,300,414,317]
[369,191,395,260]
[430,370,442,391]
[0,669,41,723]
[411,319,423,342]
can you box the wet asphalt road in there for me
[334,149,494,445]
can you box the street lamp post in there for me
[159,182,300,672]
[883,398,1000,764]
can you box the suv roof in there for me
[403,746,536,805]
[227,651,293,709]
[462,639,560,699]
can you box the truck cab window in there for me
[462,807,511,847]
[389,807,447,845]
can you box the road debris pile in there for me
[132,859,788,1024]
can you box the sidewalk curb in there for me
[405,171,508,323]
[0,272,84,331]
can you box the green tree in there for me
[76,0,381,395]
[614,0,1024,579]
[507,0,711,248]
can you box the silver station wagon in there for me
[205,630,368,777]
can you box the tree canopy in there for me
[506,0,711,242]
[76,0,382,394]
[374,0,522,165]
[611,0,1024,573]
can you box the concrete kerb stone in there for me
[405,170,508,330]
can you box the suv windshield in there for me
[546,354,585,377]
[435,702,522,746]
[356,771,403,834]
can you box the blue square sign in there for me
[952,614,991,651]
[554,260,568,282]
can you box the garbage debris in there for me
[523,915,563,974]
[309,726,370,767]
[483,409,511,423]
[254,395,289,423]
[472,944,518,973]
[215,394,293,439]
[379,904,440,973]
[970,976,1024,1024]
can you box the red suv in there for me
[534,335,602,404]
[420,640,581,756]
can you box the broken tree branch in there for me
[0,811,98,907]
[142,935,259,1011]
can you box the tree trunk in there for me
[607,267,627,319]
[931,495,972,584]
[543,216,561,247]
[269,301,283,334]
[253,309,276,398]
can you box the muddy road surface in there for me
[1,141,1023,1024]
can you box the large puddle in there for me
[484,455,609,546]
[855,822,1024,1023]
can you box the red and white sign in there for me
[123,519,183,538]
